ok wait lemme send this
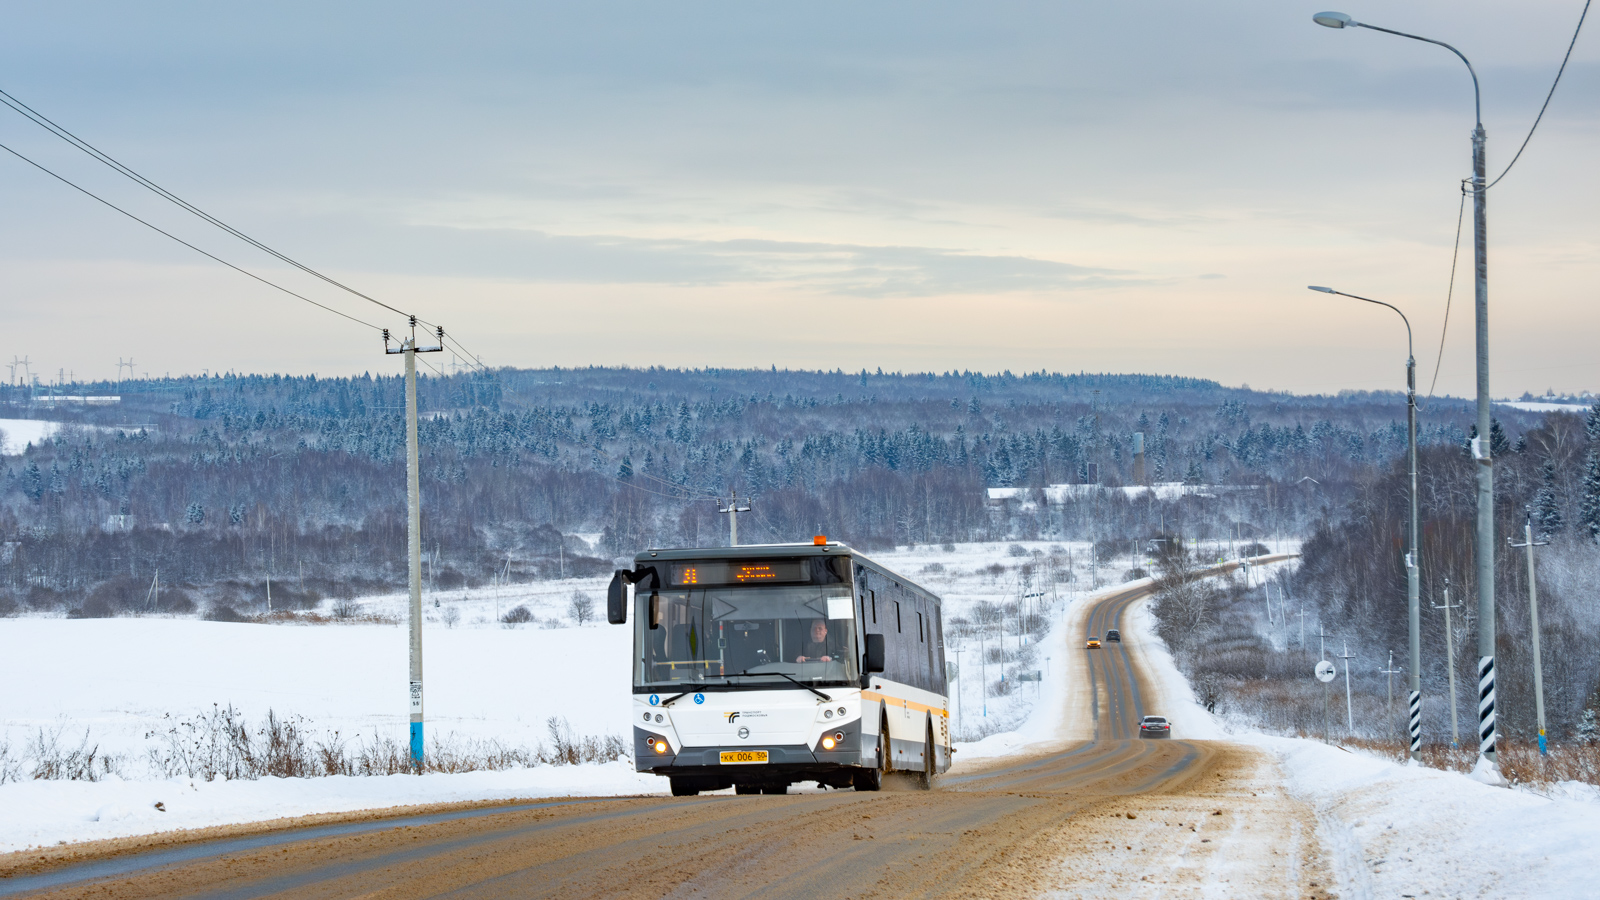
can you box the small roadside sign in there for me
[1314,660,1337,683]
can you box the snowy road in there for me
[2,563,1336,899]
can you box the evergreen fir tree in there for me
[1534,459,1563,535]
[1581,448,1600,542]
[1588,401,1600,442]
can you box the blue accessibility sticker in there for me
[648,694,660,706]
[693,693,705,704]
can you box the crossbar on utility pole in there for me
[385,318,444,772]
[717,490,750,546]
[1509,510,1552,755]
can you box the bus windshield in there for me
[637,584,858,688]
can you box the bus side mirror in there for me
[863,633,885,674]
[607,570,629,625]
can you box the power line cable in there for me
[0,139,383,332]
[0,86,415,322]
[1483,0,1591,191]
[1420,187,1468,409]
[0,86,494,364]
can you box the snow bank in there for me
[1245,734,1600,899]
[0,762,660,853]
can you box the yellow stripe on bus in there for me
[861,691,948,718]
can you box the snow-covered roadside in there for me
[1242,734,1600,899]
[1122,559,1600,898]
[0,763,660,855]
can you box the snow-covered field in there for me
[0,419,62,455]
[0,542,1090,851]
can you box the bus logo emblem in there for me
[737,727,750,739]
[725,712,741,723]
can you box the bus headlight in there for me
[821,736,836,750]
[652,738,669,754]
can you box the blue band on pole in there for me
[410,721,424,767]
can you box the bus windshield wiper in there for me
[658,689,697,708]
[728,669,832,702]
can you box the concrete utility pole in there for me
[1380,651,1405,741]
[385,318,444,771]
[1433,578,1464,748]
[1509,511,1551,755]
[1338,642,1358,733]
[1313,6,1497,771]
[718,490,750,546]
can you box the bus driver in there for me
[795,618,840,663]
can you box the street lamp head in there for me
[1312,11,1357,28]
[1307,285,1335,293]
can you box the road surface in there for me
[2,563,1331,899]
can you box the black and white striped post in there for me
[1478,655,1496,759]
[1408,689,1422,756]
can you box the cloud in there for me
[347,224,1137,297]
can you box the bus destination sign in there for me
[670,560,808,587]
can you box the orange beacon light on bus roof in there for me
[813,535,827,545]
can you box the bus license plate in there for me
[719,750,769,765]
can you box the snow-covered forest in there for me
[0,367,1584,607]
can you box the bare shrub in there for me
[204,604,250,623]
[441,606,461,628]
[568,591,594,626]
[331,596,360,619]
[1007,544,1029,558]
[0,738,21,784]
[501,605,533,625]
[542,717,626,765]
[30,727,121,781]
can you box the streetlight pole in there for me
[1309,285,1422,761]
[1313,9,1497,773]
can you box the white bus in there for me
[607,539,952,796]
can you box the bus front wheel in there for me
[853,717,889,791]
[669,777,700,797]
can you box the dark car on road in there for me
[1105,629,1121,642]
[1139,715,1170,739]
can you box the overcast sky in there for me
[1,1,1595,397]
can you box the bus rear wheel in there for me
[916,720,935,791]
